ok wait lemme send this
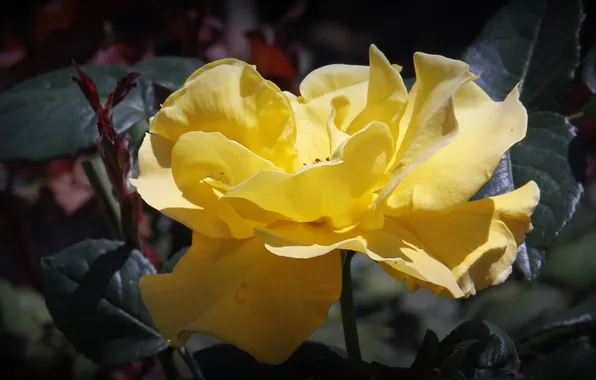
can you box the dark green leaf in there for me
[463,0,584,280]
[477,322,520,371]
[522,338,596,380]
[473,154,515,199]
[41,239,167,366]
[192,341,365,380]
[438,320,491,360]
[132,58,204,119]
[462,0,583,111]
[520,295,596,354]
[472,369,526,380]
[0,65,146,162]
[406,321,523,379]
[439,339,483,377]
[582,45,596,92]
[132,57,204,91]
[512,113,582,275]
[473,112,582,279]
[160,247,190,274]
[411,330,440,374]
[513,245,544,281]
[552,198,596,245]
[438,320,520,371]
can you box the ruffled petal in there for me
[139,233,341,364]
[133,133,258,239]
[362,219,465,297]
[171,131,279,191]
[255,222,364,259]
[288,44,406,163]
[393,52,475,161]
[359,53,475,229]
[285,95,339,164]
[393,181,540,295]
[223,121,394,229]
[256,219,463,297]
[257,182,538,297]
[298,64,369,101]
[387,82,527,214]
[150,59,300,172]
[344,45,408,136]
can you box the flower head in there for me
[133,45,540,364]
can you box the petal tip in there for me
[369,44,381,55]
[519,180,541,206]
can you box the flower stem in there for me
[339,250,361,361]
[82,154,122,240]
[568,111,584,122]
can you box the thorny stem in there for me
[339,250,362,362]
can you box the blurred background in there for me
[2,0,596,379]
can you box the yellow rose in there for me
[133,45,539,364]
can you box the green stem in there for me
[568,111,584,122]
[82,155,123,240]
[339,250,361,361]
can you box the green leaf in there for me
[41,239,167,366]
[410,330,440,375]
[439,339,483,377]
[133,57,204,91]
[472,112,582,279]
[477,322,520,371]
[160,247,189,274]
[551,198,596,246]
[438,320,520,372]
[191,341,363,380]
[0,65,146,162]
[462,0,583,111]
[522,338,596,380]
[132,58,204,119]
[464,0,584,280]
[513,113,582,277]
[405,321,523,379]
[519,295,596,355]
[582,45,596,92]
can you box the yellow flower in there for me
[133,45,540,364]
